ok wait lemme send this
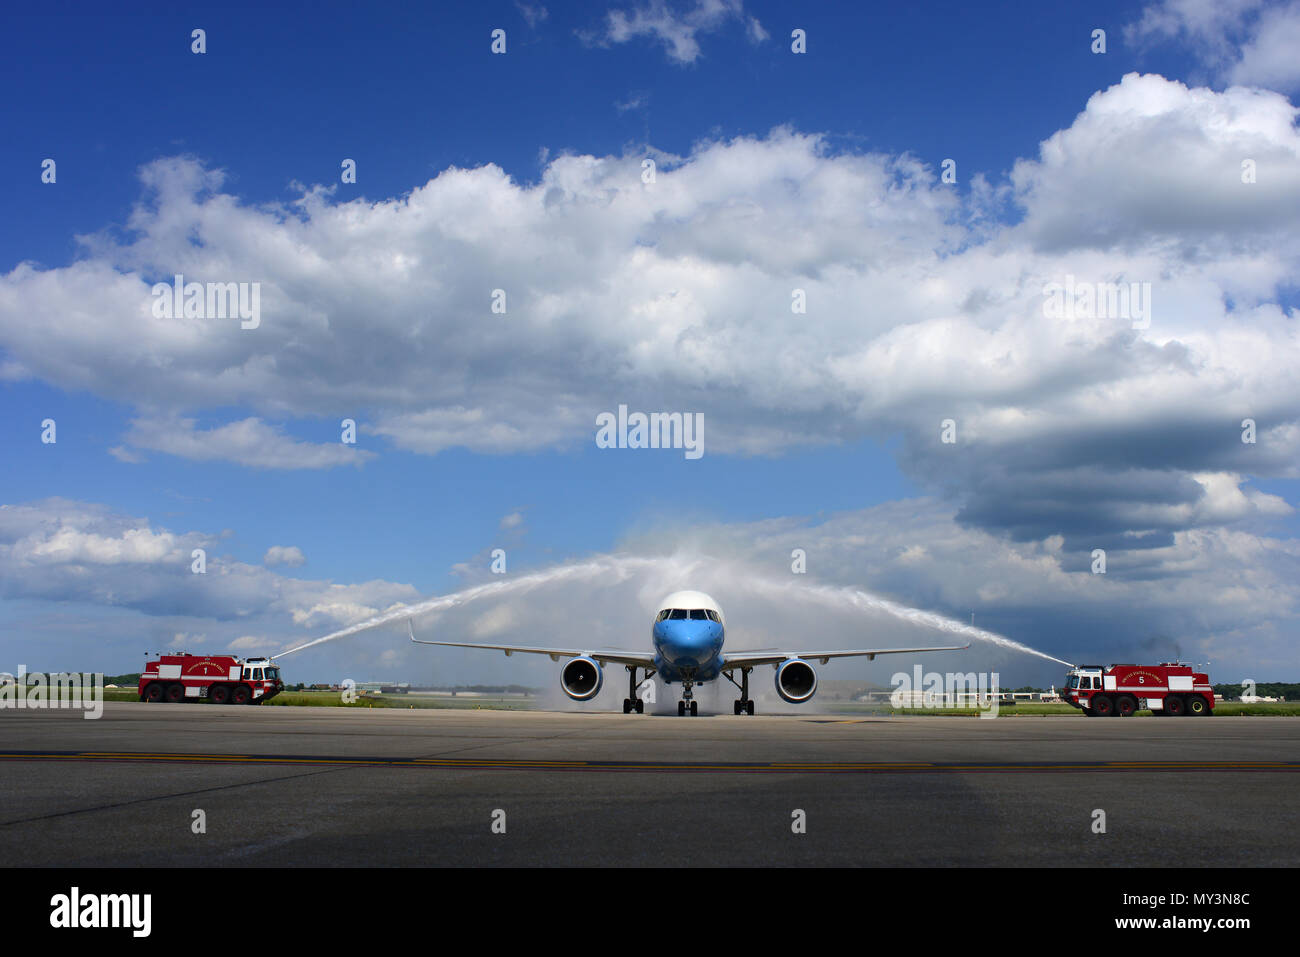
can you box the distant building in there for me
[858,689,1053,707]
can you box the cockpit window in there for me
[689,609,709,620]
[657,610,671,622]
[705,610,720,623]
[669,609,688,620]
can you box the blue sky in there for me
[3,0,1299,689]
[3,0,1196,269]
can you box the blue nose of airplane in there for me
[654,619,723,668]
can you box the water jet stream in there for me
[273,553,1073,668]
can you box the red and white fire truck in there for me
[138,652,285,705]
[1062,663,1214,716]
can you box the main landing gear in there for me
[622,666,652,714]
[724,667,755,716]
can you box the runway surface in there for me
[2,703,1296,866]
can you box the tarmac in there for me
[2,702,1296,866]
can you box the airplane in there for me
[408,589,967,716]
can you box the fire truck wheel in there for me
[164,683,185,703]
[145,683,164,702]
[1092,695,1115,717]
[231,686,251,705]
[210,685,230,704]
[1166,695,1185,716]
[1115,695,1137,717]
[1186,695,1207,716]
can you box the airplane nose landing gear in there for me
[676,674,699,716]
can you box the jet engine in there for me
[775,658,818,703]
[561,656,604,701]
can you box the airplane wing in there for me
[722,644,969,670]
[408,621,655,670]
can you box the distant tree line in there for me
[1213,682,1298,700]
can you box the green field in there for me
[100,687,534,709]
[91,687,1299,715]
[264,690,534,710]
[846,701,1300,717]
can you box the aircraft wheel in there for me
[678,701,685,716]
[622,698,632,714]
[635,699,644,714]
[734,701,741,715]
[747,700,755,716]
[689,700,698,716]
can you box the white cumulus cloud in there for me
[263,545,307,568]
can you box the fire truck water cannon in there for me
[1062,662,1214,717]
[138,652,285,705]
